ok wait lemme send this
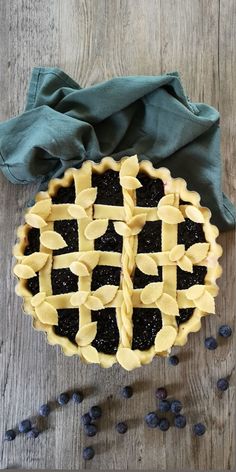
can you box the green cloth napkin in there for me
[0,67,235,231]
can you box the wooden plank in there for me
[0,0,235,469]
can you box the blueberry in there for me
[218,325,232,338]
[83,446,95,461]
[174,414,186,428]
[19,419,32,433]
[84,424,97,437]
[145,412,160,428]
[158,399,171,412]
[159,418,170,431]
[155,387,167,400]
[193,423,206,436]
[81,413,92,425]
[72,391,83,404]
[39,404,50,417]
[116,422,128,434]
[168,355,179,366]
[89,405,102,419]
[57,392,70,405]
[27,428,40,439]
[121,386,133,398]
[217,378,229,391]
[170,400,182,414]
[4,429,16,441]
[204,337,218,350]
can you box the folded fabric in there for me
[0,67,235,231]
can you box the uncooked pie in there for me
[13,155,222,370]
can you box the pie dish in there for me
[13,155,222,370]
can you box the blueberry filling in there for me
[177,266,207,290]
[53,220,78,256]
[178,218,206,249]
[92,170,123,206]
[132,308,162,350]
[91,308,119,354]
[136,173,164,207]
[24,228,40,255]
[26,275,39,295]
[52,184,76,204]
[133,267,162,289]
[95,221,122,252]
[176,308,195,325]
[138,221,162,253]
[91,266,121,291]
[54,308,79,343]
[51,268,78,294]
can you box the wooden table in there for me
[0,1,235,470]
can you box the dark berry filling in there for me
[132,308,162,350]
[52,184,75,204]
[26,275,39,295]
[92,170,123,206]
[133,267,162,289]
[137,221,162,253]
[91,308,119,354]
[177,266,207,290]
[179,199,189,205]
[176,308,195,325]
[95,221,122,253]
[51,269,78,294]
[24,228,40,255]
[54,308,79,343]
[53,220,78,256]
[178,218,206,249]
[136,173,164,207]
[91,266,121,291]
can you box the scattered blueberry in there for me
[159,418,170,431]
[174,414,187,428]
[155,387,167,400]
[72,391,84,404]
[39,404,50,417]
[19,419,32,433]
[218,325,232,338]
[158,399,171,412]
[84,424,97,437]
[81,413,92,425]
[204,336,218,350]
[170,400,182,414]
[193,423,206,436]
[115,422,128,434]
[217,378,229,391]
[27,428,40,439]
[89,405,102,419]
[4,429,16,441]
[83,446,95,461]
[168,355,179,366]
[121,386,133,399]
[57,392,70,405]
[144,412,160,428]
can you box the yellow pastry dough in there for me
[13,155,222,370]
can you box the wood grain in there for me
[0,0,235,469]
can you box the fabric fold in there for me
[0,66,235,231]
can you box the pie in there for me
[13,155,222,370]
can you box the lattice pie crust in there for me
[13,156,222,370]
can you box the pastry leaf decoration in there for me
[155,326,177,352]
[75,188,97,208]
[116,348,141,371]
[75,322,97,347]
[140,282,179,316]
[186,285,215,313]
[185,205,204,223]
[168,243,210,273]
[84,219,108,240]
[119,155,142,189]
[136,254,158,276]
[114,213,146,237]
[70,285,119,310]
[40,231,67,250]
